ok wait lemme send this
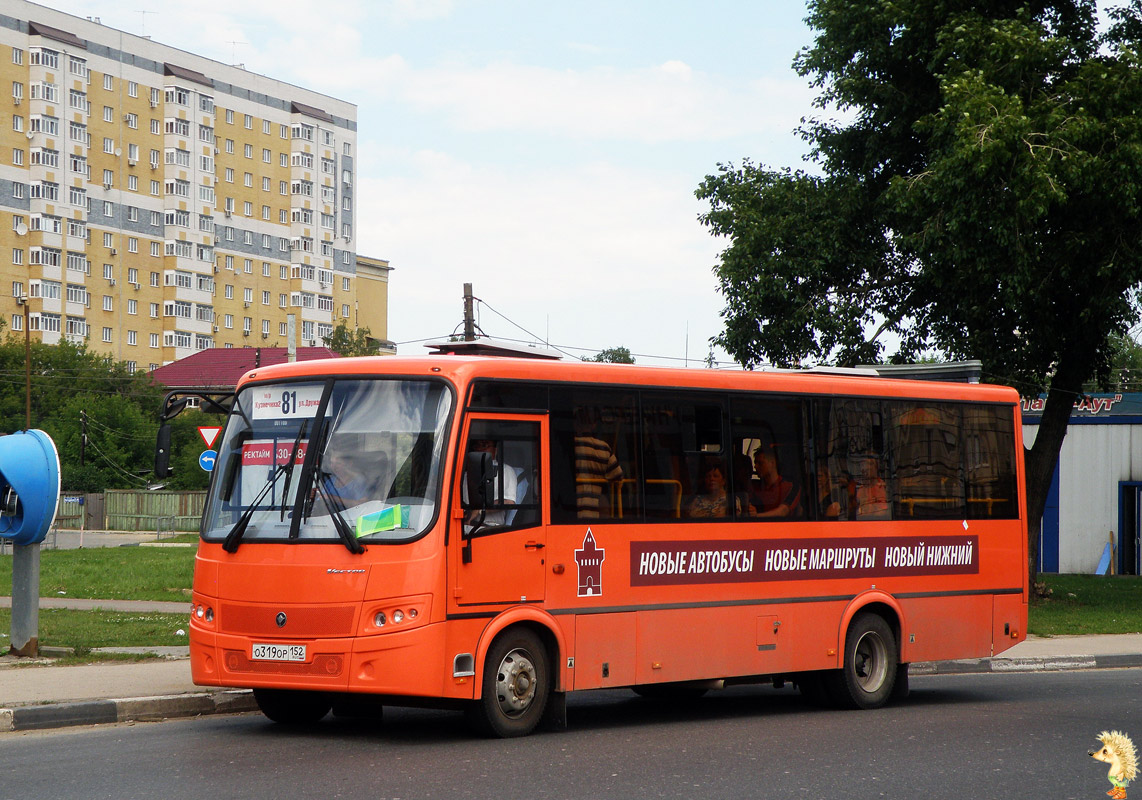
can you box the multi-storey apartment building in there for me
[0,3,378,371]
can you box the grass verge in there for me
[0,608,190,651]
[1029,574,1142,636]
[0,546,194,601]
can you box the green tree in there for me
[587,346,635,364]
[0,337,165,491]
[323,321,379,357]
[696,1,1142,581]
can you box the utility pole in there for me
[79,409,87,467]
[463,283,476,341]
[20,294,29,430]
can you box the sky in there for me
[41,0,820,366]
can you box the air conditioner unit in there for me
[242,330,249,336]
[243,302,250,308]
[13,96,20,106]
[109,248,117,256]
[107,279,115,286]
[213,325,219,333]
[128,159,137,166]
[309,339,317,347]
[103,182,112,190]
[131,282,140,290]
[261,332,268,339]
[149,99,157,109]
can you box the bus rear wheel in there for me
[828,612,897,709]
[253,688,332,724]
[468,629,550,738]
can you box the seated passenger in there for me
[687,461,734,518]
[817,462,842,519]
[748,446,799,518]
[463,437,516,528]
[323,448,384,508]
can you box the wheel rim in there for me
[494,647,538,718]
[853,629,888,692]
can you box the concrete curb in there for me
[912,653,1142,675]
[0,690,257,733]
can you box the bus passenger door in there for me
[452,415,546,607]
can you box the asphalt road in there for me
[6,669,1142,799]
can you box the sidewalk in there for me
[2,617,1141,733]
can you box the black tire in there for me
[468,628,550,738]
[631,683,708,701]
[253,688,332,724]
[827,612,898,709]
[891,663,910,703]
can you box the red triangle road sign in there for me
[198,426,223,448]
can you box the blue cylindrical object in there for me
[0,429,61,546]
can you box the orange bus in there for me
[171,353,1027,736]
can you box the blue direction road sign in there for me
[199,449,218,471]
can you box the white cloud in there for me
[388,60,812,143]
[358,152,728,363]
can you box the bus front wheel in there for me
[468,629,550,738]
[829,612,897,710]
[253,688,332,724]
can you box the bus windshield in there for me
[201,378,452,546]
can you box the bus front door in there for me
[453,416,546,607]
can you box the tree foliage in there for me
[0,337,182,492]
[322,320,378,357]
[587,346,636,364]
[696,0,1142,579]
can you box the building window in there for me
[102,327,113,343]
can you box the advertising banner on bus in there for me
[630,535,979,586]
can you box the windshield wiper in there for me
[311,474,365,554]
[279,420,308,521]
[222,460,290,553]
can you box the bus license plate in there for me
[251,643,306,662]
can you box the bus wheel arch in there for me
[837,595,904,663]
[474,611,565,693]
[829,603,901,710]
[467,622,555,738]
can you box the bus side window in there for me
[887,402,965,519]
[550,392,639,524]
[815,398,892,520]
[463,420,540,530]
[963,405,1017,519]
[731,396,808,520]
[642,393,727,520]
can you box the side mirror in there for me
[464,451,494,509]
[154,423,172,478]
